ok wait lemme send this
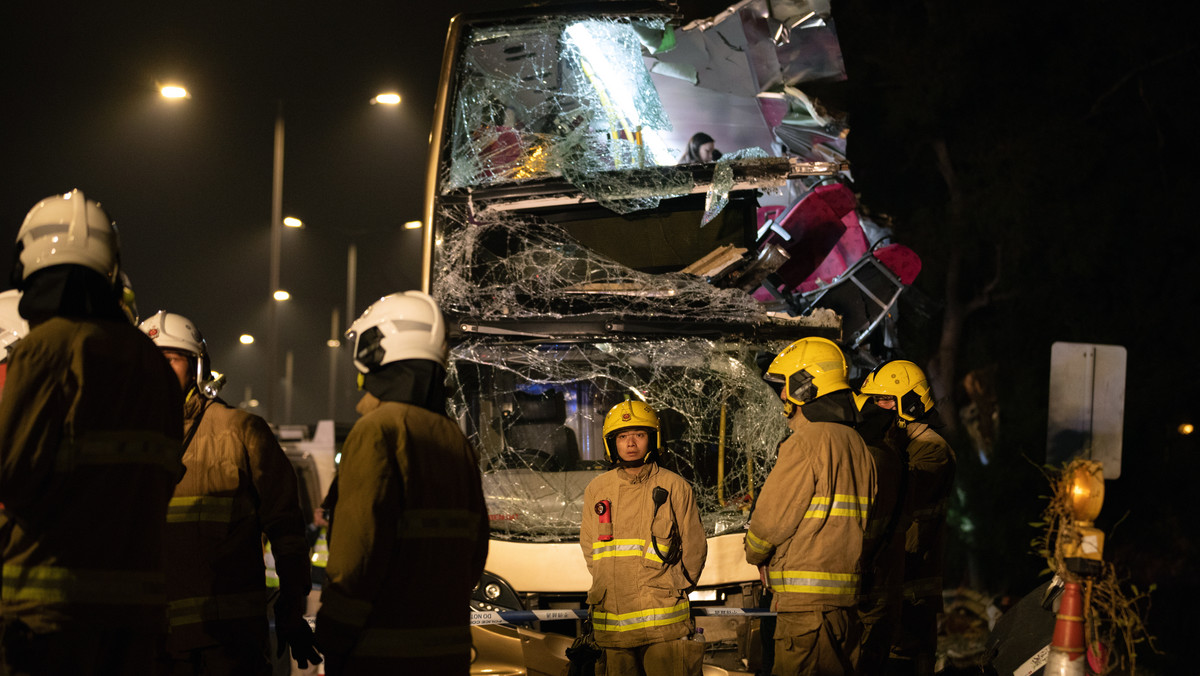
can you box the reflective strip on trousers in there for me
[396,509,480,541]
[593,600,690,632]
[745,529,773,557]
[54,431,182,476]
[804,494,871,519]
[768,570,859,595]
[264,543,279,588]
[354,624,471,658]
[312,528,328,569]
[167,496,245,523]
[168,590,266,627]
[2,563,165,605]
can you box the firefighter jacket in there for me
[744,408,877,612]
[580,462,707,649]
[315,394,489,673]
[163,391,310,652]
[0,317,184,633]
[901,422,956,608]
[860,424,911,605]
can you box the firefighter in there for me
[858,360,956,676]
[745,337,877,676]
[580,400,708,676]
[315,291,489,675]
[851,374,911,675]
[139,310,319,675]
[0,190,184,673]
[0,289,28,394]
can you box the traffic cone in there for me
[1044,581,1086,675]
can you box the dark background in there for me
[2,1,1196,670]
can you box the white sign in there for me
[1047,342,1126,478]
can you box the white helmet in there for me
[139,310,224,397]
[0,289,29,363]
[345,291,447,373]
[14,189,120,284]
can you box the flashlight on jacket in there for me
[596,499,612,541]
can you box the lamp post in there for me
[160,85,401,424]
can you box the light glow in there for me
[160,85,189,99]
[404,220,422,230]
[239,334,255,345]
[1179,423,1194,435]
[372,93,401,105]
[273,290,290,301]
[283,216,304,228]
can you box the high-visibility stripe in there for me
[311,528,328,569]
[54,431,181,475]
[593,600,690,632]
[592,538,646,560]
[354,625,471,658]
[591,538,672,563]
[768,570,859,595]
[745,529,773,556]
[804,494,870,519]
[168,590,266,626]
[319,586,373,628]
[643,539,672,564]
[167,496,248,523]
[264,543,279,588]
[2,564,164,605]
[396,509,481,540]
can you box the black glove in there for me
[276,610,323,669]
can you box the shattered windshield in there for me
[448,339,791,542]
[432,6,853,542]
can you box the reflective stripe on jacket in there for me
[315,394,489,672]
[580,463,707,649]
[163,392,310,652]
[0,317,184,633]
[744,409,876,612]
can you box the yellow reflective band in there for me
[396,509,481,540]
[804,494,870,519]
[768,570,860,595]
[168,590,266,626]
[320,587,374,628]
[643,540,673,563]
[2,564,165,605]
[593,600,690,632]
[355,625,472,658]
[745,529,773,556]
[166,496,243,523]
[591,538,646,560]
[54,430,182,476]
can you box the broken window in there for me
[431,7,848,543]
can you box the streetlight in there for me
[161,85,401,423]
[159,84,190,99]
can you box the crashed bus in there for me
[416,1,922,672]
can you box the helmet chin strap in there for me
[782,400,796,418]
[617,455,648,469]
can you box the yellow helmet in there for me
[859,359,934,422]
[602,400,661,463]
[764,337,849,407]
